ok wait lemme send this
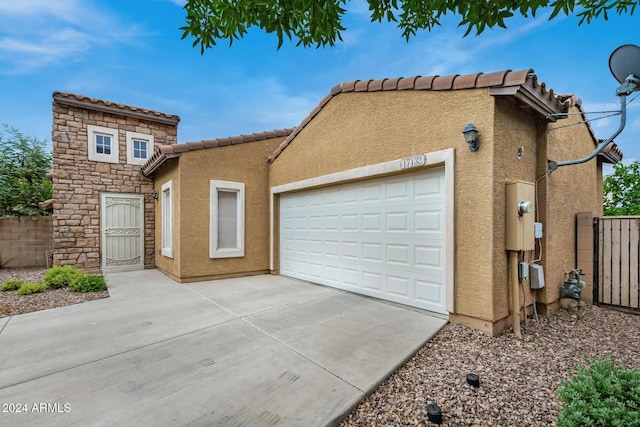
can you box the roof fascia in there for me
[141,153,181,177]
[53,95,180,126]
[489,85,565,121]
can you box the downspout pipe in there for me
[547,94,627,174]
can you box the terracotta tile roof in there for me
[599,141,623,163]
[141,128,295,176]
[268,69,582,163]
[52,92,180,125]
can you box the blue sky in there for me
[0,0,638,169]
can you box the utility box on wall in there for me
[506,181,535,251]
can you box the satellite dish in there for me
[609,44,640,88]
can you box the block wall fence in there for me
[0,216,53,268]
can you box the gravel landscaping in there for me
[342,304,640,426]
[0,267,109,318]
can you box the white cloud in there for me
[168,0,186,6]
[246,78,319,124]
[170,76,322,142]
[0,0,145,74]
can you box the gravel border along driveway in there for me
[341,304,640,426]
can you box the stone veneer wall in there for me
[52,101,178,272]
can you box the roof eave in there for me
[141,153,180,177]
[598,141,623,164]
[489,84,567,121]
[53,94,180,126]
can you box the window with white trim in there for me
[126,131,154,165]
[210,180,245,258]
[87,125,119,163]
[161,180,173,258]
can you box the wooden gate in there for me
[594,217,640,310]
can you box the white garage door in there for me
[280,167,447,314]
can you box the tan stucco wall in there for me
[175,137,287,281]
[269,90,604,334]
[269,89,497,322]
[491,99,539,323]
[539,105,601,308]
[154,160,180,279]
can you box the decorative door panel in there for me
[101,193,144,270]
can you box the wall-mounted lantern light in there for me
[150,189,158,201]
[462,124,479,151]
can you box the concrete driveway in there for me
[0,270,447,426]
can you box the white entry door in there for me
[101,193,144,271]
[279,167,447,314]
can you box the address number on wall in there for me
[400,154,426,169]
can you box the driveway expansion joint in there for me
[0,315,11,336]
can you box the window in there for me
[161,180,173,258]
[96,134,111,154]
[134,140,147,159]
[126,131,154,165]
[87,125,119,163]
[210,180,245,258]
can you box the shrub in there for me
[16,282,48,295]
[44,265,85,289]
[70,275,106,293]
[1,279,22,291]
[557,357,640,427]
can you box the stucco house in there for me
[51,69,622,335]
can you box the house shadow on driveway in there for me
[0,270,446,426]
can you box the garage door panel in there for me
[342,268,360,288]
[342,214,359,231]
[308,262,324,280]
[362,243,383,262]
[363,272,383,291]
[325,265,340,284]
[414,210,444,233]
[325,215,339,230]
[340,187,360,204]
[387,276,410,299]
[280,167,447,314]
[342,241,359,259]
[362,214,382,231]
[415,246,443,269]
[386,180,409,200]
[324,240,339,257]
[414,176,443,198]
[308,215,323,230]
[387,244,409,265]
[416,280,443,307]
[362,184,382,202]
[386,212,409,232]
[308,239,323,254]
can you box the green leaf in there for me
[180,0,639,50]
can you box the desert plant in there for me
[0,124,52,218]
[1,279,22,291]
[556,357,640,427]
[43,265,84,289]
[16,282,48,295]
[69,274,106,293]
